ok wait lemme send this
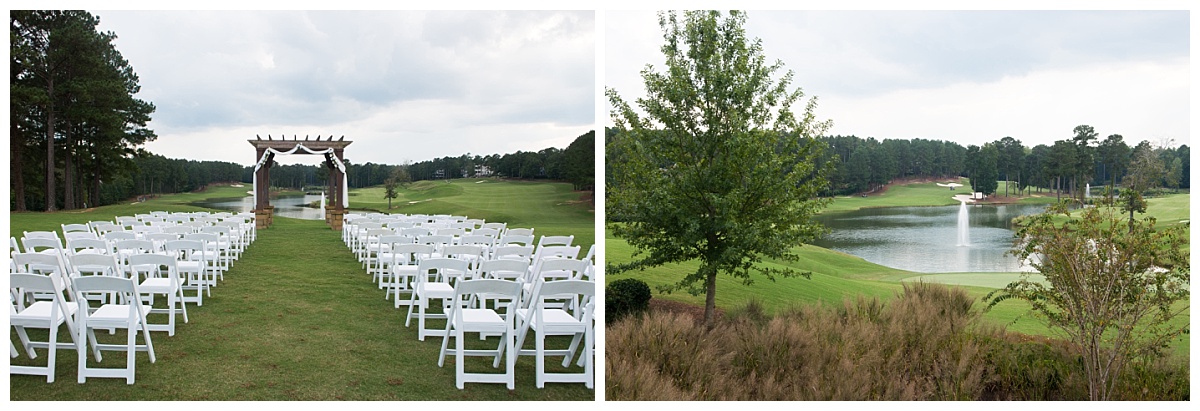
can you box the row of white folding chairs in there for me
[21,227,239,279]
[11,265,163,384]
[15,233,227,307]
[393,259,595,390]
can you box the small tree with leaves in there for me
[606,10,831,327]
[985,201,1189,401]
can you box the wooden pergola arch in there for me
[250,135,351,230]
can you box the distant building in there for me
[474,165,493,177]
[433,169,445,179]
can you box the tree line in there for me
[815,128,1187,199]
[260,130,596,192]
[609,126,1188,201]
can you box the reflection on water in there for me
[812,204,1046,273]
[193,194,326,220]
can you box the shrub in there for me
[605,278,651,324]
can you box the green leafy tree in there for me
[965,144,998,196]
[996,136,1024,197]
[606,10,831,327]
[382,165,410,209]
[986,202,1189,400]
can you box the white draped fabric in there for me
[252,143,349,208]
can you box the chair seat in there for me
[420,283,454,298]
[88,304,152,327]
[516,308,587,333]
[137,278,175,293]
[454,308,507,331]
[11,301,78,325]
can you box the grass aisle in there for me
[10,217,593,400]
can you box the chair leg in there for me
[455,328,465,390]
[535,327,545,389]
[126,324,137,384]
[46,321,58,383]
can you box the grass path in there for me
[10,217,593,400]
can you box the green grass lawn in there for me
[9,180,595,400]
[606,187,1190,358]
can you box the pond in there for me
[193,194,326,220]
[811,203,1047,273]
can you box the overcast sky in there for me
[90,10,595,166]
[605,9,1191,149]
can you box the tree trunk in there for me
[11,121,28,211]
[64,118,75,210]
[703,265,718,330]
[44,81,57,212]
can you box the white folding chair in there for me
[71,275,156,384]
[185,233,225,286]
[477,259,532,310]
[10,272,80,383]
[388,243,434,308]
[406,258,471,341]
[515,279,595,389]
[437,279,522,390]
[165,239,209,305]
[127,253,189,336]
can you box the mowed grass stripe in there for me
[11,199,594,400]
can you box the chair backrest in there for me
[452,279,521,306]
[388,243,434,265]
[459,235,496,250]
[162,225,194,236]
[115,239,158,256]
[62,223,92,234]
[416,258,470,284]
[63,231,100,242]
[12,252,70,279]
[400,227,431,238]
[498,234,534,247]
[492,245,534,262]
[23,230,62,242]
[90,221,119,235]
[537,235,574,248]
[442,244,485,267]
[532,258,590,282]
[380,234,416,247]
[435,227,465,238]
[529,279,595,308]
[67,238,112,256]
[504,228,534,237]
[535,245,581,262]
[146,233,181,250]
[471,228,500,240]
[11,272,70,299]
[21,237,64,255]
[104,231,138,244]
[480,222,506,232]
[478,259,531,282]
[68,253,123,277]
[165,239,206,267]
[418,235,454,250]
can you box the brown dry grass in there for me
[605,282,1190,401]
